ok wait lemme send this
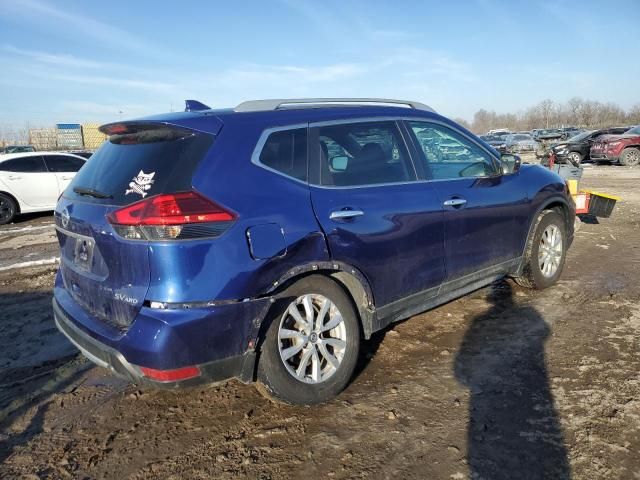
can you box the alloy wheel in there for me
[625,149,640,166]
[278,294,347,384]
[538,225,563,277]
[568,152,581,164]
[0,198,14,223]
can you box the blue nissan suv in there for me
[53,98,574,404]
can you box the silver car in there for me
[506,133,538,152]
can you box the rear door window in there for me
[67,125,213,204]
[0,156,47,173]
[257,128,307,182]
[44,155,85,172]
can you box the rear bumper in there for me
[53,273,273,388]
[53,298,255,388]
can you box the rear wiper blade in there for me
[73,186,113,199]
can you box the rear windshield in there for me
[66,125,213,205]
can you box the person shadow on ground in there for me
[454,282,571,480]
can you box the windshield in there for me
[626,126,640,135]
[568,130,595,142]
[512,134,531,141]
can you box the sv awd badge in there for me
[115,292,138,305]
[125,170,155,198]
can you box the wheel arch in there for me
[261,262,376,339]
[0,190,21,213]
[516,195,573,276]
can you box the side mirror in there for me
[500,154,521,175]
[330,155,349,171]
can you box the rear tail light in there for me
[107,191,236,240]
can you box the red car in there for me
[590,126,640,166]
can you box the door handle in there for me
[7,175,22,180]
[443,198,467,207]
[330,209,364,220]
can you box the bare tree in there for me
[453,117,471,130]
[567,97,583,126]
[627,104,640,125]
[537,99,555,128]
[579,101,597,127]
[469,98,634,133]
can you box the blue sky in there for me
[0,0,638,127]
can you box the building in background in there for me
[81,123,107,150]
[21,122,107,151]
[56,124,83,150]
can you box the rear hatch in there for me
[55,122,216,331]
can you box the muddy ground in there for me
[0,165,639,480]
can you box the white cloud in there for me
[18,67,177,93]
[48,73,176,92]
[0,0,153,54]
[213,63,367,87]
[2,45,116,69]
[59,100,151,118]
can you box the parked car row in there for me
[482,125,640,166]
[588,125,640,166]
[0,151,87,224]
[0,145,36,154]
[551,127,631,165]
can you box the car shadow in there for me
[3,211,54,226]
[454,281,571,480]
[0,291,88,463]
[578,214,599,225]
[352,329,386,382]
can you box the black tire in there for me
[567,151,582,165]
[0,193,17,225]
[257,275,361,405]
[514,210,567,289]
[620,147,640,167]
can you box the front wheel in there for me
[567,151,582,165]
[257,275,361,405]
[514,210,567,289]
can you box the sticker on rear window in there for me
[126,170,155,198]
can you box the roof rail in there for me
[234,98,435,113]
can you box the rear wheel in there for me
[620,147,640,167]
[257,275,361,405]
[0,193,17,225]
[514,210,567,289]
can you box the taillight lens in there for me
[107,191,236,240]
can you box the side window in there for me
[44,155,85,172]
[315,121,414,186]
[258,128,307,181]
[0,156,47,173]
[408,121,499,180]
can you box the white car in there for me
[0,151,86,224]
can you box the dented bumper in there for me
[53,271,273,387]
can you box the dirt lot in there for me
[0,165,639,480]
